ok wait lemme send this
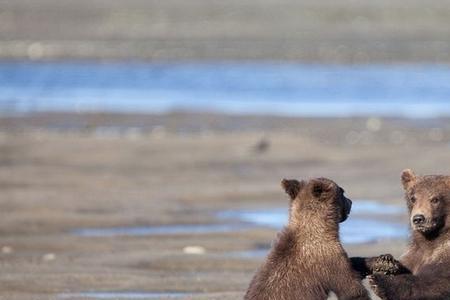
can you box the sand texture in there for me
[1,0,450,62]
[1,113,450,298]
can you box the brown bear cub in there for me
[244,178,370,300]
[366,169,450,300]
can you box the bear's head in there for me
[401,169,450,236]
[281,177,352,224]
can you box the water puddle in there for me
[58,292,191,299]
[220,201,408,244]
[72,201,408,244]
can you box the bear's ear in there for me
[310,178,334,199]
[281,179,304,200]
[401,169,417,190]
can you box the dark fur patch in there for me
[401,168,417,190]
[281,179,303,200]
[310,178,334,199]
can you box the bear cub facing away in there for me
[244,177,370,300]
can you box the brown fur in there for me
[244,178,369,300]
[359,169,450,300]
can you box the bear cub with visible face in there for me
[244,178,370,300]
[368,169,450,300]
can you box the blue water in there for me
[2,62,450,117]
[73,201,408,244]
[220,200,408,244]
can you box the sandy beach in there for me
[1,0,450,62]
[1,112,449,299]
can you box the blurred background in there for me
[1,1,450,299]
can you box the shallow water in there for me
[58,292,190,299]
[2,62,450,117]
[225,213,407,244]
[220,200,408,244]
[73,201,408,244]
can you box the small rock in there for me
[1,246,13,254]
[366,117,382,132]
[183,246,206,255]
[42,253,56,261]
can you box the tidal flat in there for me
[2,112,449,299]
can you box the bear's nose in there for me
[413,214,425,225]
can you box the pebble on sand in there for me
[183,246,206,255]
[366,117,382,132]
[42,253,56,261]
[1,246,13,254]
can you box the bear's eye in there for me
[410,196,416,203]
[431,197,440,204]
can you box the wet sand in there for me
[2,112,450,299]
[1,0,450,62]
